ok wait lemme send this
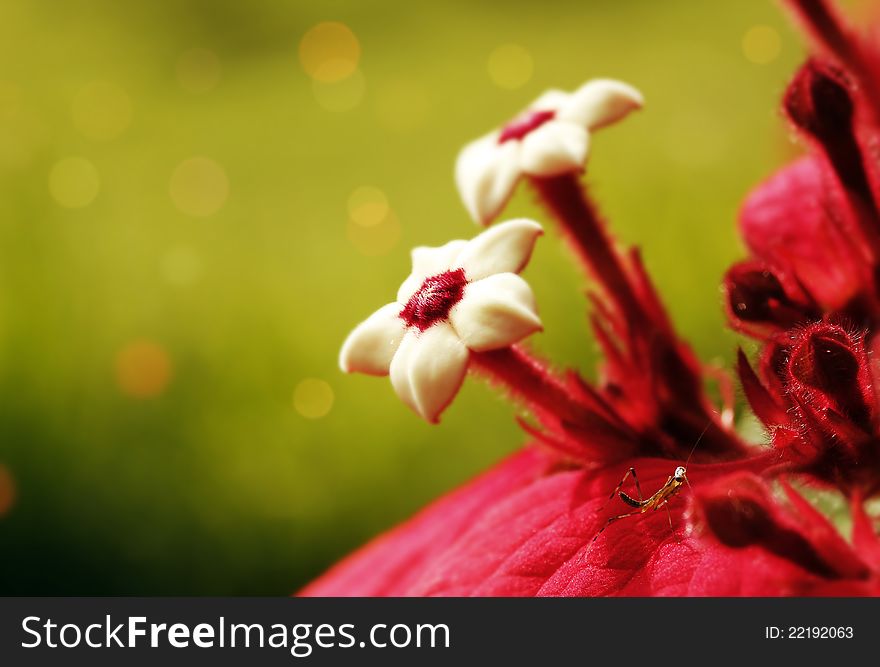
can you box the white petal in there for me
[396,239,468,303]
[450,273,542,351]
[528,88,570,111]
[339,302,406,375]
[455,218,543,282]
[557,78,643,130]
[519,120,589,176]
[455,133,522,226]
[389,324,469,423]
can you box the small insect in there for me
[590,425,708,545]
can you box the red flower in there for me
[309,0,880,597]
[728,4,880,498]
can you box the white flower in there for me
[455,79,643,225]
[340,219,544,422]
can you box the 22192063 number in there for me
[790,627,853,639]
[765,627,854,639]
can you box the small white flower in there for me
[340,219,544,422]
[455,79,643,225]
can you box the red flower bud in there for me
[784,60,880,261]
[786,323,870,422]
[785,59,854,144]
[724,261,816,336]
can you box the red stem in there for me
[529,173,645,327]
[470,346,585,423]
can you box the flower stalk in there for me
[528,173,646,327]
[470,345,587,425]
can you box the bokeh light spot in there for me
[176,48,222,94]
[48,157,100,208]
[293,378,334,419]
[373,80,429,133]
[161,245,203,286]
[348,186,389,227]
[299,22,360,83]
[71,81,132,141]
[115,339,173,399]
[742,25,781,65]
[346,211,401,256]
[169,157,229,217]
[0,464,16,517]
[487,44,533,90]
[312,69,365,112]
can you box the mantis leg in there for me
[591,510,642,544]
[600,467,644,512]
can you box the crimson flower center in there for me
[498,109,556,143]
[399,268,467,331]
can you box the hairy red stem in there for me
[529,173,645,327]
[470,346,584,423]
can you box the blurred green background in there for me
[0,0,851,594]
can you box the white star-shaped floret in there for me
[455,79,643,225]
[340,219,544,422]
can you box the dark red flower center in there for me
[399,269,467,331]
[498,109,556,144]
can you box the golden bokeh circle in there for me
[293,378,335,419]
[169,157,229,217]
[487,44,534,90]
[48,157,100,208]
[742,25,781,65]
[115,339,173,399]
[299,22,360,83]
[348,186,389,227]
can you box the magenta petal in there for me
[299,448,552,597]
[739,156,863,309]
[300,451,876,596]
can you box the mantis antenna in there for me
[685,421,711,468]
[682,420,712,495]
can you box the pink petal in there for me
[739,156,862,308]
[299,448,551,597]
[300,455,874,596]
